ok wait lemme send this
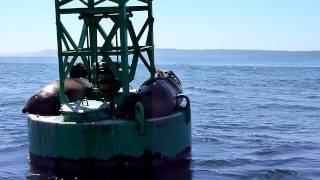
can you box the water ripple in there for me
[1,59,320,179]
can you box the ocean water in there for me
[0,56,320,179]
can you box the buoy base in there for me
[28,111,191,171]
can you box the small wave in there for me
[268,157,315,166]
[0,143,28,154]
[192,131,221,143]
[0,99,25,107]
[193,158,257,168]
[250,142,318,157]
[196,123,248,131]
[264,97,294,103]
[209,115,230,119]
[248,134,276,139]
[193,158,308,179]
[190,169,248,180]
[205,102,222,106]
[0,170,24,180]
[185,87,228,94]
[253,125,273,130]
[243,169,303,179]
[305,95,320,99]
[305,114,320,118]
[192,135,220,142]
[256,103,320,111]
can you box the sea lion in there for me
[119,70,183,119]
[97,62,121,101]
[70,62,88,79]
[22,78,92,116]
[155,70,182,87]
[70,62,121,100]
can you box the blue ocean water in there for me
[0,56,319,179]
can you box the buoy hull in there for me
[28,112,191,170]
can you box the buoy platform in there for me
[24,0,192,171]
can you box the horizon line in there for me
[1,48,320,55]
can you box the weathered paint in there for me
[28,111,191,168]
[61,100,111,122]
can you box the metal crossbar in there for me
[55,0,156,105]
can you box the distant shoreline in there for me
[1,49,320,58]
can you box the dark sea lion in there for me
[119,70,183,119]
[139,77,182,118]
[22,78,92,116]
[70,62,88,79]
[98,62,121,101]
[69,62,121,101]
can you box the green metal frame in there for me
[55,0,156,105]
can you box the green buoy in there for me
[27,0,191,170]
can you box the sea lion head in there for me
[156,70,182,87]
[70,62,87,79]
[22,90,60,115]
[97,62,121,100]
[155,70,183,94]
[22,81,61,115]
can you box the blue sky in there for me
[0,0,320,53]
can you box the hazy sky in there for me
[0,0,320,53]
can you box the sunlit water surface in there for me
[0,56,319,179]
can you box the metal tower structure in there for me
[27,1,191,168]
[55,0,156,105]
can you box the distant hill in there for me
[1,49,320,59]
[156,49,320,59]
[0,50,57,57]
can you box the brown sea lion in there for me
[22,78,92,116]
[119,70,183,119]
